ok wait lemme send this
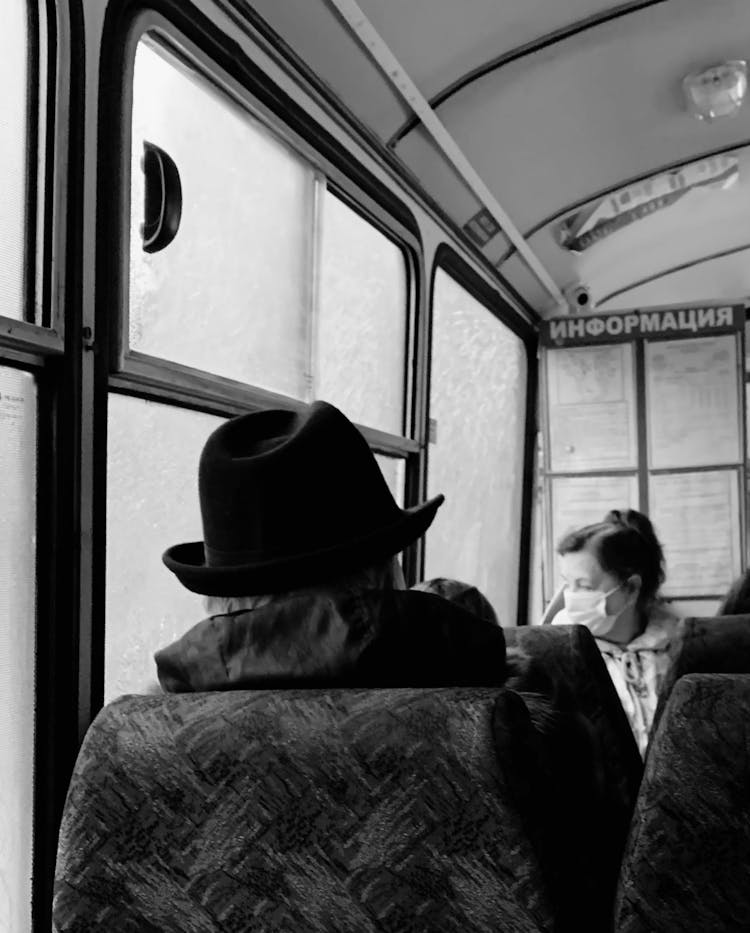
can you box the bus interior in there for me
[3,0,750,928]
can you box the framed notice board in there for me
[540,302,745,604]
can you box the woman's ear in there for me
[626,573,642,597]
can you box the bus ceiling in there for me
[245,0,750,317]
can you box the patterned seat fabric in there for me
[615,674,750,933]
[650,614,750,746]
[53,688,553,933]
[505,625,643,825]
[504,625,643,931]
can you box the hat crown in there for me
[198,402,401,567]
[163,400,444,595]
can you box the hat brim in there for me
[163,495,445,596]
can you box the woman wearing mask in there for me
[542,508,680,757]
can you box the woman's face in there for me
[559,545,632,617]
[559,543,644,644]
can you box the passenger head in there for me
[412,577,499,626]
[556,508,665,640]
[717,570,750,616]
[410,578,558,699]
[162,400,443,604]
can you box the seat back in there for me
[650,614,750,742]
[53,687,553,933]
[615,673,750,933]
[506,625,643,815]
[504,625,644,931]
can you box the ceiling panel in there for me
[515,145,750,314]
[395,0,750,231]
[243,0,750,312]
[243,0,411,138]
[354,0,639,102]
[244,0,657,141]
[566,171,749,302]
[598,248,750,309]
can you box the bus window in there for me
[0,0,30,320]
[316,192,408,435]
[0,367,36,930]
[113,35,418,699]
[373,453,406,508]
[426,268,526,626]
[128,39,315,397]
[105,395,221,701]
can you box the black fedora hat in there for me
[163,401,444,596]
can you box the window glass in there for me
[0,1,30,320]
[129,40,314,396]
[374,453,405,508]
[0,367,36,930]
[105,395,222,701]
[425,269,527,627]
[315,193,408,433]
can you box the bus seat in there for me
[650,614,750,747]
[52,687,554,933]
[504,624,644,931]
[505,624,643,818]
[614,673,750,933]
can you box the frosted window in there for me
[129,40,314,396]
[374,454,405,509]
[106,396,223,701]
[0,368,36,931]
[316,193,408,433]
[0,2,30,320]
[425,269,527,627]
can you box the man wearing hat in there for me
[156,400,511,691]
[154,401,614,930]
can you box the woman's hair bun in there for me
[604,508,657,540]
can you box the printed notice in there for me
[546,344,637,471]
[0,366,36,933]
[0,367,37,602]
[646,335,741,469]
[549,474,639,591]
[650,470,740,597]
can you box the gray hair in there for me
[203,556,405,617]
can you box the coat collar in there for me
[154,587,508,693]
[155,587,384,692]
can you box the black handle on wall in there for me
[141,141,182,253]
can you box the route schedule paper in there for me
[546,344,637,471]
[650,470,740,596]
[645,335,741,469]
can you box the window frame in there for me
[0,1,84,928]
[93,1,433,627]
[428,245,539,625]
[318,181,418,442]
[110,15,420,454]
[0,0,63,350]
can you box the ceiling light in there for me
[682,60,747,122]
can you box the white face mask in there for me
[562,583,629,638]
